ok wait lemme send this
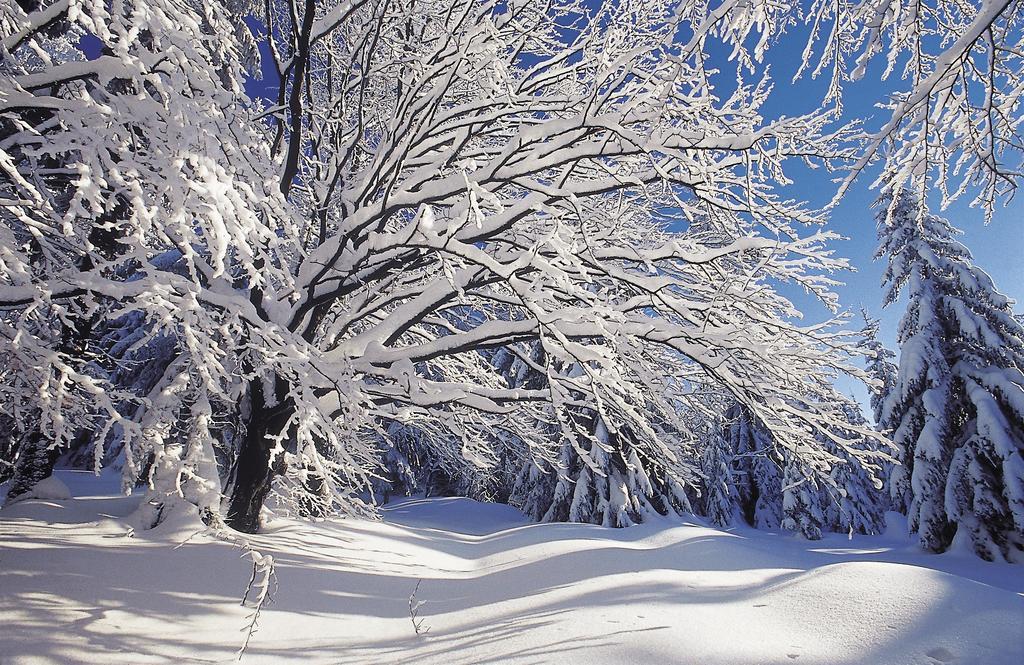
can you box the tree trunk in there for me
[225,379,293,533]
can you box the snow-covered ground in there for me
[1,471,1021,665]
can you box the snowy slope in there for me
[1,471,1021,665]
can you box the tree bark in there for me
[225,378,294,533]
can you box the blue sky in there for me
[787,159,1023,407]
[233,4,1022,410]
[737,20,1024,408]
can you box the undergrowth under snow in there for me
[0,470,1021,665]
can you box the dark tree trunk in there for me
[225,378,293,533]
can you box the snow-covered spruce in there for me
[859,311,899,429]
[370,417,512,506]
[4,428,60,504]
[855,313,902,523]
[876,189,1024,561]
[496,343,695,528]
[507,413,696,528]
[717,404,785,530]
[703,403,887,539]
[699,418,739,529]
[822,402,889,536]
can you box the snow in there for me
[1,471,1022,664]
[6,474,72,502]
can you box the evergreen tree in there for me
[876,188,1024,561]
[721,400,887,538]
[822,401,889,536]
[699,423,739,527]
[4,427,59,504]
[859,311,899,429]
[725,404,786,530]
[499,344,695,528]
[0,414,16,487]
[856,312,900,511]
[781,455,825,540]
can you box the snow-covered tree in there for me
[855,312,900,510]
[724,404,785,530]
[0,414,16,486]
[877,188,1024,561]
[859,311,898,429]
[699,421,739,528]
[0,0,287,524]
[715,399,888,538]
[3,428,59,503]
[800,0,1024,217]
[781,454,826,540]
[370,416,510,505]
[496,341,698,527]
[3,0,927,534]
[220,0,881,532]
[822,401,889,536]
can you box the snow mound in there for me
[381,495,529,535]
[1,471,1022,665]
[8,475,72,503]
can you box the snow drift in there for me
[0,471,1021,664]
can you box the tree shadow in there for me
[1,488,1021,664]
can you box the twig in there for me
[408,579,430,636]
[237,548,277,659]
[195,522,278,660]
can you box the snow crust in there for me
[0,471,1021,664]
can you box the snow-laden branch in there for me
[0,0,896,535]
